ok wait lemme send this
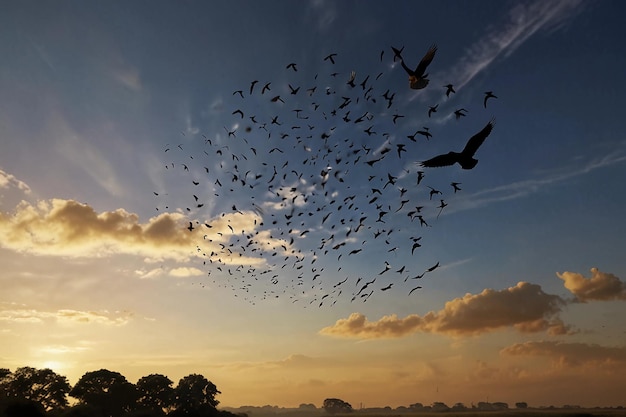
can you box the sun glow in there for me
[38,360,66,374]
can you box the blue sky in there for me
[2,0,626,409]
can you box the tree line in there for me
[0,366,238,417]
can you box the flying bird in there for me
[416,127,432,140]
[399,44,437,90]
[408,285,422,296]
[484,91,498,108]
[249,80,258,95]
[324,53,337,64]
[454,108,468,120]
[444,84,455,97]
[428,104,438,118]
[421,119,495,169]
[436,199,448,219]
[391,45,404,62]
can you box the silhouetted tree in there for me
[451,403,467,411]
[172,374,220,415]
[322,398,352,414]
[3,399,47,417]
[0,368,11,409]
[515,402,528,409]
[0,367,70,411]
[431,402,449,412]
[69,369,138,417]
[136,374,175,414]
[408,403,424,410]
[492,402,508,410]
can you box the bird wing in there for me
[391,46,404,59]
[420,152,458,168]
[461,119,495,157]
[414,44,437,76]
[399,59,414,76]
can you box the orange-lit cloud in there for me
[320,282,571,339]
[0,307,132,326]
[0,198,198,260]
[0,198,296,266]
[557,268,626,302]
[501,341,626,368]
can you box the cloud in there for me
[135,267,165,279]
[439,0,584,92]
[0,308,132,326]
[0,198,291,268]
[111,65,142,92]
[501,341,626,368]
[0,169,32,194]
[307,0,338,33]
[169,267,204,278]
[209,354,323,373]
[320,282,570,339]
[557,268,626,302]
[53,118,129,197]
[448,150,626,215]
[38,343,93,354]
[0,198,199,261]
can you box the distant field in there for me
[330,411,626,417]
[229,410,626,417]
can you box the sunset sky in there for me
[2,0,626,409]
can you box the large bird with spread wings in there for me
[420,119,495,169]
[395,44,437,90]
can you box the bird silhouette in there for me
[399,44,437,90]
[484,91,498,108]
[249,80,258,95]
[391,45,404,62]
[454,108,468,120]
[421,119,495,169]
[324,53,337,64]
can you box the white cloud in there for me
[307,0,338,33]
[0,169,32,194]
[441,0,584,92]
[169,267,204,278]
[449,150,626,214]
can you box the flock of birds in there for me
[156,44,498,307]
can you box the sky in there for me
[2,0,626,410]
